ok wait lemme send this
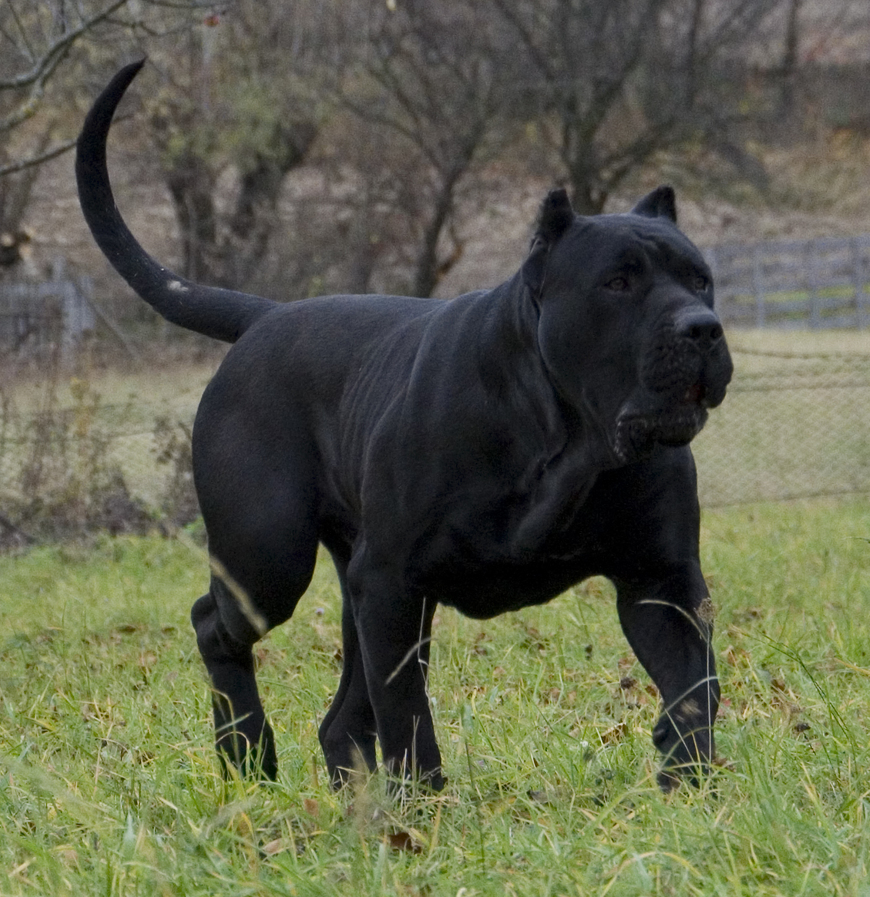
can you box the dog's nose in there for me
[674,308,724,352]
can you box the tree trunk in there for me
[412,164,466,298]
[160,119,317,291]
[163,150,219,284]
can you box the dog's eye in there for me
[605,275,631,293]
[692,274,709,292]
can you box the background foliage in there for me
[3,0,870,306]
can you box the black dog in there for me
[77,61,733,792]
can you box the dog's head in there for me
[523,186,733,464]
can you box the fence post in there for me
[60,276,97,358]
[707,246,720,315]
[808,241,821,329]
[752,244,765,327]
[854,238,869,329]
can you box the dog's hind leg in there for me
[190,524,318,780]
[192,579,279,780]
[318,559,378,788]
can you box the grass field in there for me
[1,498,870,895]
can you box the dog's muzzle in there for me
[614,307,732,462]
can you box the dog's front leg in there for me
[349,563,444,791]
[614,564,719,791]
[319,594,378,789]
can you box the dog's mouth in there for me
[682,382,706,405]
[614,384,710,463]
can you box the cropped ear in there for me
[523,188,574,298]
[536,187,574,242]
[631,185,677,223]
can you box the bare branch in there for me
[0,0,130,93]
[0,136,79,178]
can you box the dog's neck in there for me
[509,432,615,558]
[462,274,621,557]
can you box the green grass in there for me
[1,499,870,894]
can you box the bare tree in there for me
[779,0,803,115]
[335,1,504,297]
[143,2,329,291]
[491,0,786,213]
[0,0,204,246]
[0,1,126,175]
[770,0,870,137]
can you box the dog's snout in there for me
[675,308,724,351]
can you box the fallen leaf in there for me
[388,830,422,854]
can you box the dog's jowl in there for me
[77,61,733,792]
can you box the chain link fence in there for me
[694,345,870,506]
[2,340,869,544]
[4,226,870,536]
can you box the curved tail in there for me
[76,60,275,343]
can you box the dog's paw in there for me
[216,723,278,782]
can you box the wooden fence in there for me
[0,271,95,353]
[4,233,870,347]
[706,234,870,329]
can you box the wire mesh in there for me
[2,346,870,534]
[694,346,870,506]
